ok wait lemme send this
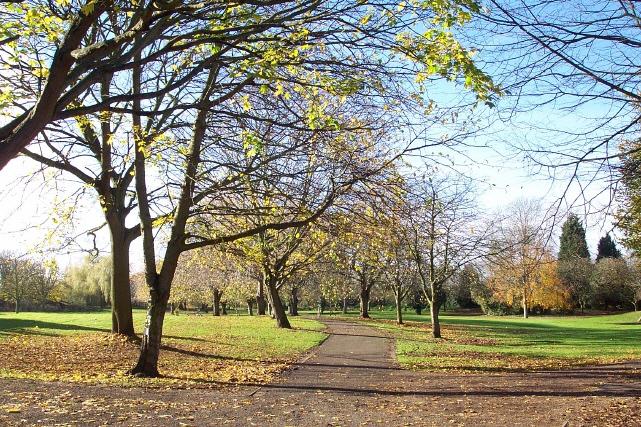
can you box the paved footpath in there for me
[0,319,640,426]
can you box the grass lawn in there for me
[326,309,641,372]
[0,309,326,387]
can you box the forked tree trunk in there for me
[266,279,291,329]
[288,287,299,316]
[128,289,169,377]
[359,287,371,319]
[212,289,222,316]
[110,226,135,336]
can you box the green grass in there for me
[0,309,325,354]
[326,309,641,372]
[0,309,327,386]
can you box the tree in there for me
[596,234,622,261]
[558,214,590,261]
[617,141,641,255]
[530,260,572,312]
[557,258,593,313]
[471,0,641,186]
[557,214,592,311]
[0,252,35,312]
[404,176,489,337]
[449,264,481,309]
[381,217,419,325]
[624,259,641,313]
[61,256,111,307]
[590,258,629,310]
[488,199,551,318]
[332,208,388,319]
[31,260,61,308]
[4,1,498,378]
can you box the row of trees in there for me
[2,0,639,379]
[0,252,59,312]
[0,1,498,376]
[0,254,116,311]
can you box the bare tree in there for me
[404,175,489,337]
[487,199,553,319]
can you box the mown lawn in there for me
[329,309,641,372]
[0,310,326,387]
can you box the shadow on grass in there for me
[0,318,109,336]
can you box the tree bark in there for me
[256,279,267,315]
[522,294,529,319]
[0,8,102,170]
[288,287,299,316]
[429,283,442,338]
[128,288,169,377]
[212,289,222,316]
[109,225,135,337]
[395,292,403,325]
[266,278,291,328]
[430,300,441,338]
[247,299,254,316]
[359,287,371,319]
[342,297,348,314]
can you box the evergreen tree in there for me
[596,234,622,261]
[557,214,591,311]
[558,214,590,261]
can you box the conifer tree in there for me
[596,234,622,261]
[558,214,590,261]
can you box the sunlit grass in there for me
[0,309,327,387]
[327,309,641,372]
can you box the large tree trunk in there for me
[109,226,135,337]
[430,301,441,338]
[266,278,291,329]
[359,286,371,319]
[128,289,169,377]
[212,289,222,316]
[288,287,299,316]
[395,292,403,325]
